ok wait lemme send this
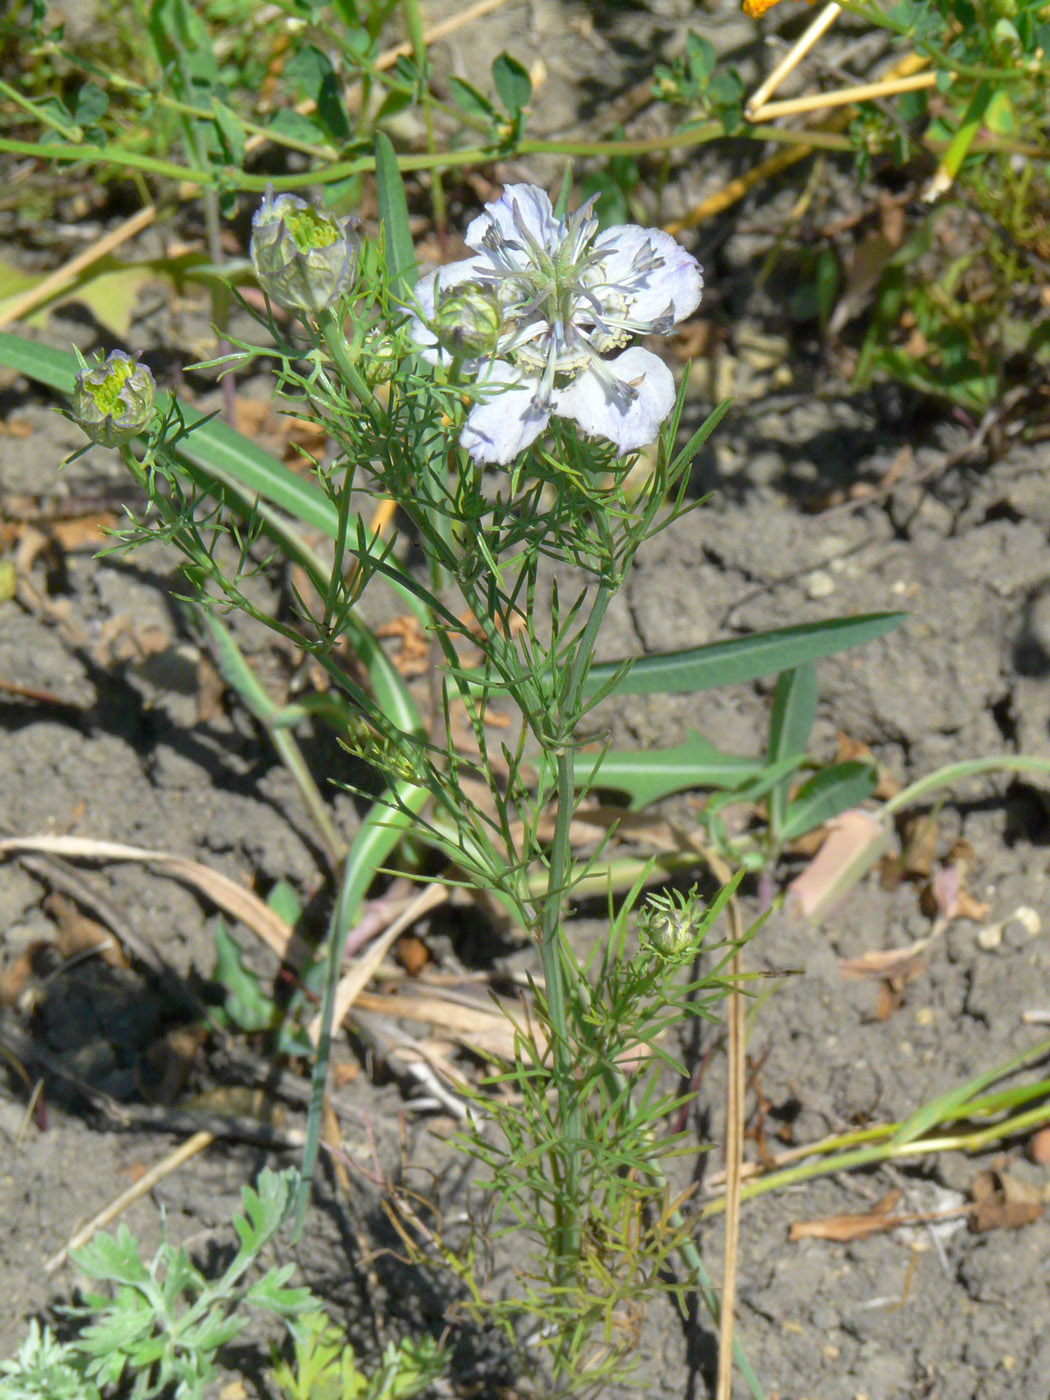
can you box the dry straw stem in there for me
[746,1,843,117]
[749,70,937,123]
[672,48,936,236]
[0,0,512,329]
[0,833,298,963]
[714,861,746,1400]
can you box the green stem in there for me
[879,754,1050,821]
[534,579,616,1295]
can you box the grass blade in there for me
[375,130,417,297]
[766,663,817,838]
[584,612,906,698]
[777,761,877,844]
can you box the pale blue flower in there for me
[409,183,703,465]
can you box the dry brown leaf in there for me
[970,1169,1044,1233]
[1030,1127,1050,1166]
[0,834,300,965]
[789,1189,903,1242]
[785,809,888,921]
[50,515,118,551]
[836,731,899,799]
[840,944,929,980]
[900,812,940,879]
[0,946,39,1009]
[790,1189,974,1243]
[374,614,430,675]
[45,891,128,967]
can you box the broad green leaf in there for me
[574,731,763,809]
[584,612,906,698]
[212,917,275,1033]
[777,760,877,843]
[448,75,496,122]
[492,52,531,113]
[375,130,416,296]
[0,254,36,304]
[767,663,817,837]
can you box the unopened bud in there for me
[251,188,360,317]
[432,281,503,357]
[639,886,705,961]
[71,350,155,448]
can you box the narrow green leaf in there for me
[767,663,817,837]
[777,761,877,844]
[334,781,430,930]
[375,129,417,296]
[584,612,906,698]
[892,1036,1050,1149]
[668,395,732,475]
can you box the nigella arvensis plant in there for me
[408,183,702,465]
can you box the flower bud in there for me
[251,188,360,317]
[639,886,705,961]
[431,282,503,357]
[71,350,155,448]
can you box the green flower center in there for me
[282,206,340,252]
[90,358,133,415]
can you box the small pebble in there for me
[976,922,1003,951]
[1013,904,1041,936]
[805,570,835,600]
[1030,1127,1050,1166]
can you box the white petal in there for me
[465,183,559,256]
[593,224,703,326]
[553,346,675,453]
[460,361,550,465]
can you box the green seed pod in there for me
[71,350,155,448]
[431,282,504,357]
[251,188,360,317]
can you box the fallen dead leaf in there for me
[1029,1127,1050,1166]
[374,614,430,676]
[790,1188,976,1243]
[785,810,889,921]
[44,891,127,967]
[840,944,929,981]
[789,1189,903,1243]
[900,812,940,880]
[970,1168,1044,1233]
